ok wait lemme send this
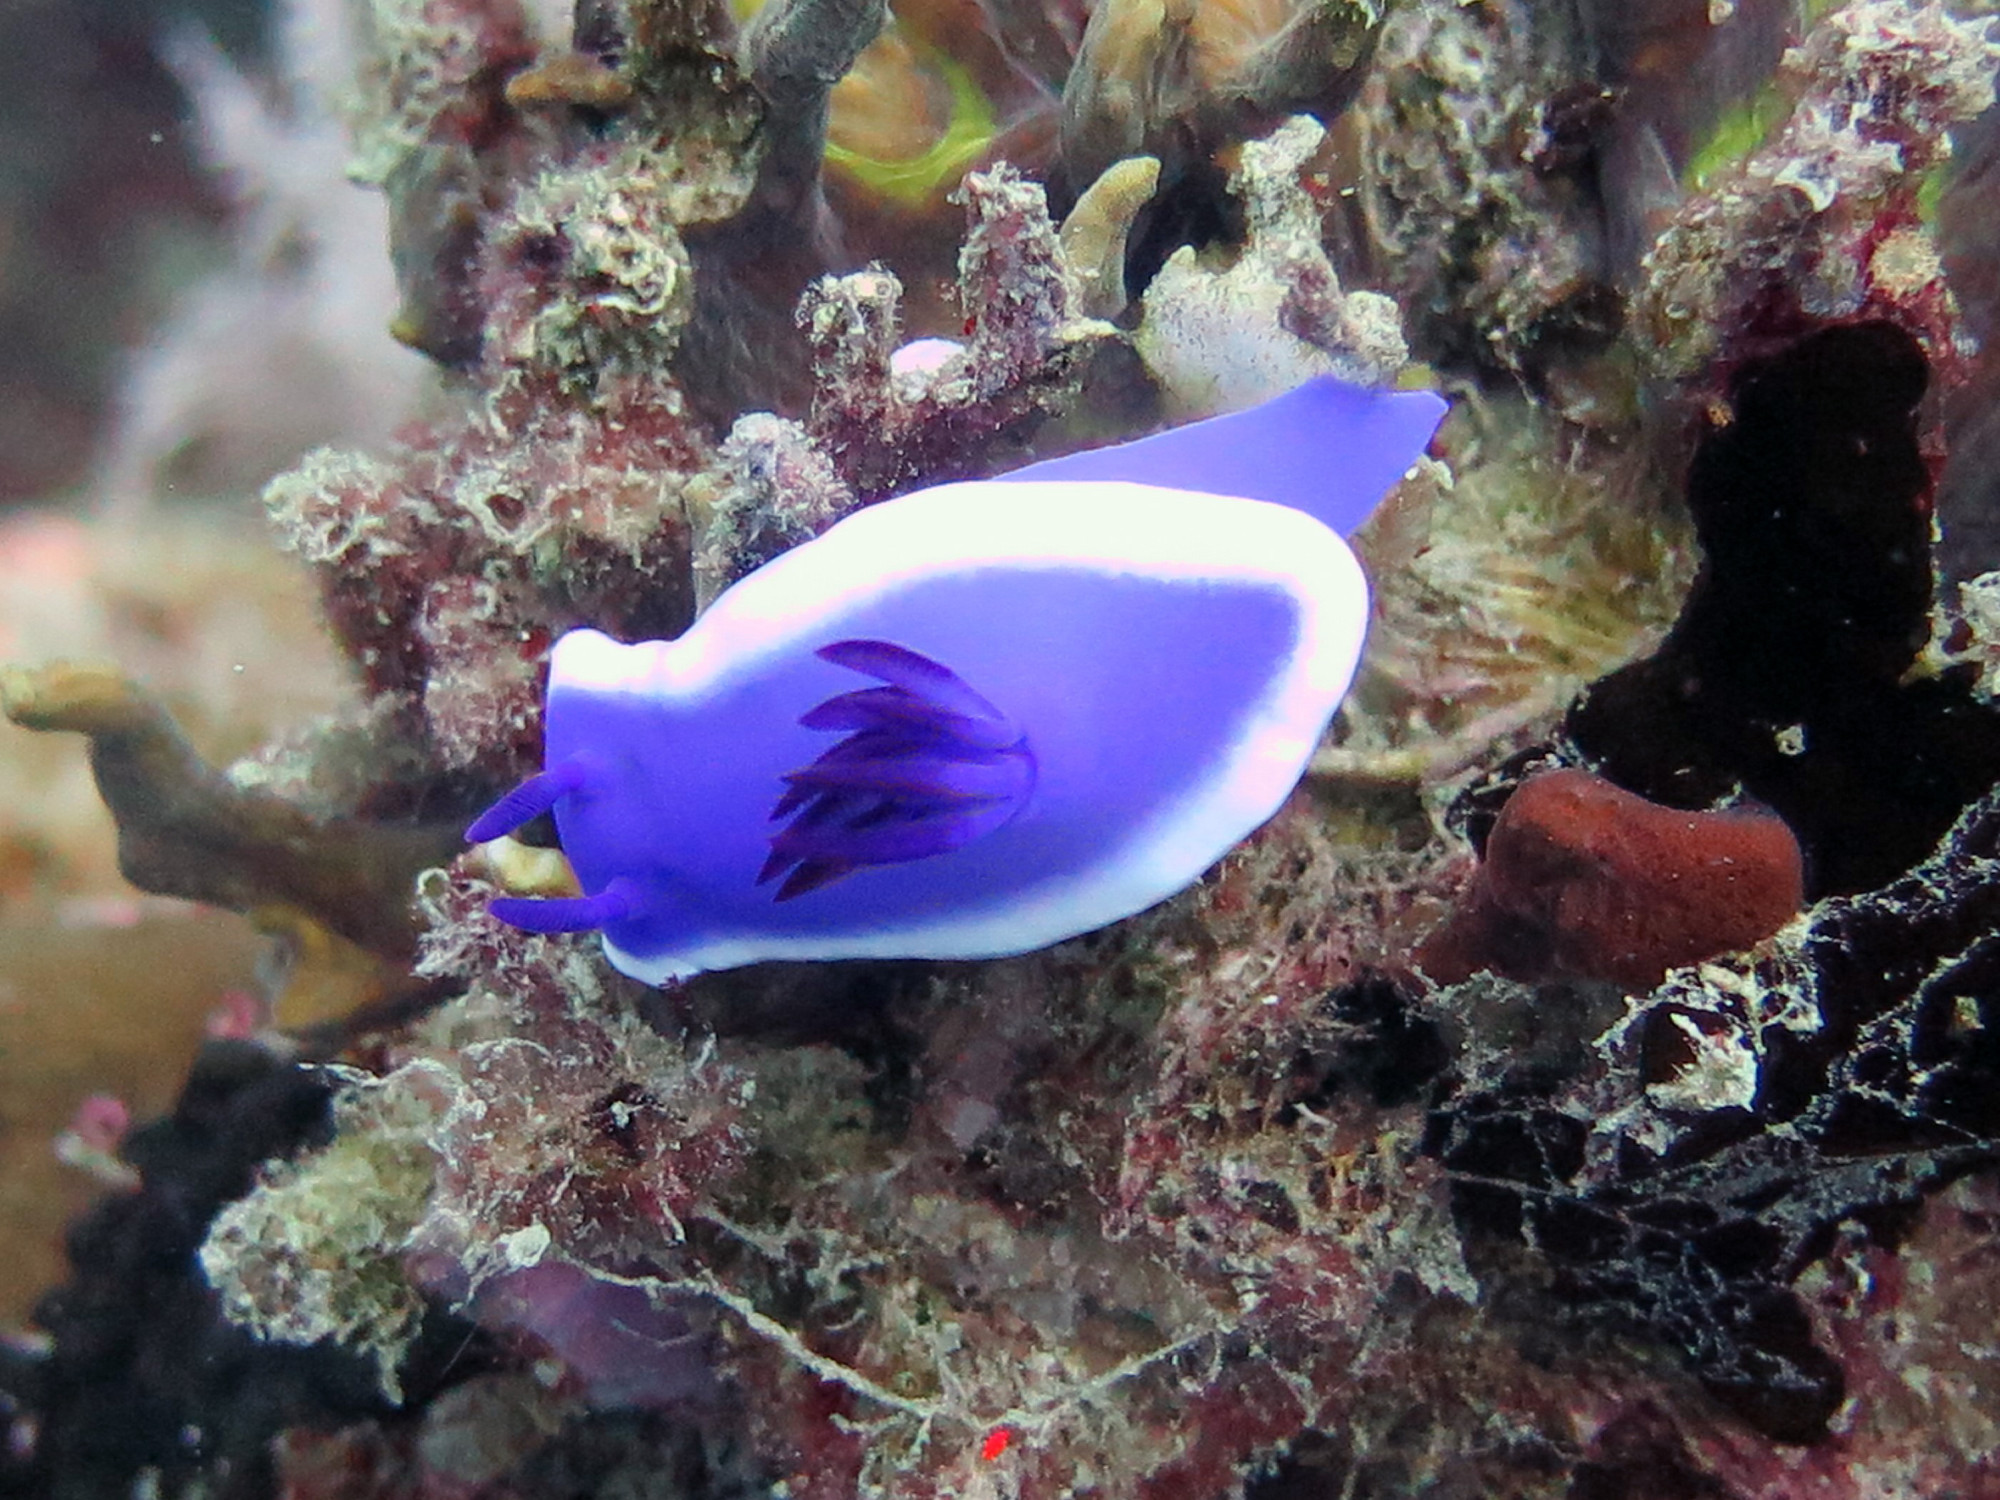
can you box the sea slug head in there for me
[468,375,1447,982]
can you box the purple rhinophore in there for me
[489,878,640,934]
[466,375,1448,982]
[464,761,590,845]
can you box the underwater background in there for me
[2,0,2000,1495]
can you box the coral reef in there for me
[1357,0,1634,398]
[11,0,2000,1498]
[1432,778,2000,1450]
[1632,0,1998,384]
[793,165,1119,498]
[1325,396,1696,785]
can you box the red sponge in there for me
[1420,769,1805,992]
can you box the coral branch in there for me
[694,412,858,607]
[741,0,889,216]
[0,662,458,957]
[1057,154,1159,320]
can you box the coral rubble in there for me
[1134,115,1408,415]
[10,0,2000,1498]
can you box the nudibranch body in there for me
[470,377,1446,984]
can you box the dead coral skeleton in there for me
[1136,114,1408,416]
[0,661,458,959]
[791,163,1118,499]
[1636,0,2000,378]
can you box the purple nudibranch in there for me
[468,377,1447,983]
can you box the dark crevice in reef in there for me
[1279,978,1454,1117]
[1118,151,1243,304]
[1568,320,2000,897]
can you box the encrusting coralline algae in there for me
[6,2,2000,1498]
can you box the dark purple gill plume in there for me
[761,639,1037,901]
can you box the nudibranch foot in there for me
[762,639,1036,900]
[467,760,592,845]
[489,878,642,934]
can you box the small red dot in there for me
[980,1427,1012,1462]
